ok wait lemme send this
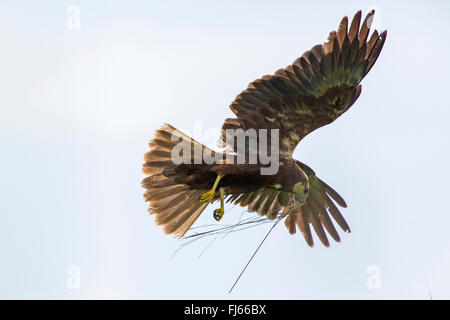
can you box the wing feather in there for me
[280,161,350,246]
[296,208,314,247]
[219,10,387,156]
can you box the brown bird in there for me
[142,10,387,248]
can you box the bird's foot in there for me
[199,190,215,203]
[199,173,224,203]
[213,207,224,221]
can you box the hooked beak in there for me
[295,193,307,204]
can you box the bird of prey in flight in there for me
[142,10,387,248]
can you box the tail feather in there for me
[142,124,211,238]
[154,190,200,226]
[165,194,208,235]
[145,185,188,202]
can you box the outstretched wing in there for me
[223,161,349,247]
[284,161,350,247]
[220,10,386,157]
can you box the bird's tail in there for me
[141,124,213,238]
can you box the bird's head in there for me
[292,181,309,203]
[292,166,310,203]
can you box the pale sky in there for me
[1,0,449,299]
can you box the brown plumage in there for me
[142,10,387,246]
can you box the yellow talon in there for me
[213,187,225,221]
[213,207,224,221]
[199,173,224,204]
[199,190,215,203]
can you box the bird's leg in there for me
[213,187,225,221]
[199,173,224,203]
